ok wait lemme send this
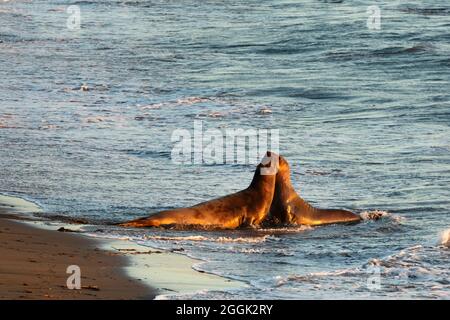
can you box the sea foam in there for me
[438,228,450,247]
[360,210,404,223]
[144,234,277,243]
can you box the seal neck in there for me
[275,167,314,210]
[248,165,274,191]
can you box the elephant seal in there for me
[269,155,362,226]
[119,152,278,229]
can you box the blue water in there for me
[1,0,449,299]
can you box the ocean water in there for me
[1,0,449,299]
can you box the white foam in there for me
[438,228,450,247]
[257,225,313,233]
[140,103,163,110]
[136,96,213,112]
[176,97,211,105]
[275,268,357,286]
[360,210,404,223]
[257,107,272,115]
[0,194,42,213]
[275,243,436,288]
[144,234,276,243]
[226,247,294,256]
[197,111,226,118]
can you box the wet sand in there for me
[0,195,243,300]
[0,208,154,299]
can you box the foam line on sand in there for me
[0,194,244,299]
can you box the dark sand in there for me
[0,208,155,300]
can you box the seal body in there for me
[119,152,277,229]
[269,156,361,226]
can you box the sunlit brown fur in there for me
[119,152,277,229]
[269,155,361,226]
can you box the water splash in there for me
[360,210,404,223]
[438,228,450,247]
[144,234,277,243]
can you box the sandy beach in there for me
[0,209,153,299]
[0,195,242,300]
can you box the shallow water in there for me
[1,0,449,299]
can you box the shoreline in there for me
[0,194,243,300]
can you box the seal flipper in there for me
[298,208,362,226]
[269,155,363,226]
[117,216,161,228]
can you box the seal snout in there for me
[258,151,280,176]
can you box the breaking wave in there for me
[257,225,313,233]
[275,240,450,297]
